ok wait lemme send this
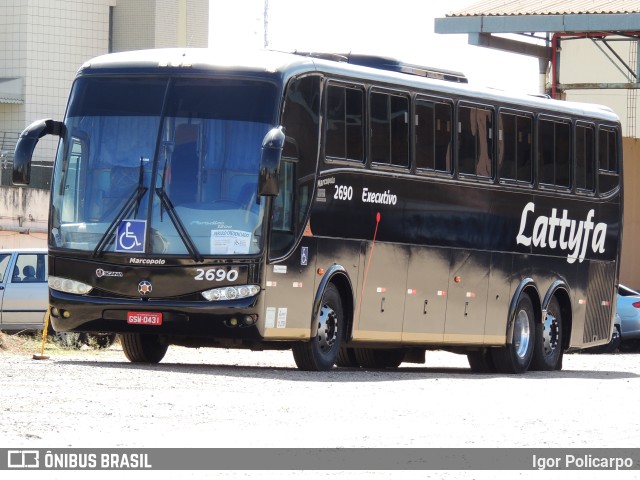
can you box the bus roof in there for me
[80,48,620,124]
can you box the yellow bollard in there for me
[33,308,51,360]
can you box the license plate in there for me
[127,311,162,326]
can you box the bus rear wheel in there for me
[120,333,168,363]
[292,284,343,371]
[530,296,563,371]
[491,293,535,374]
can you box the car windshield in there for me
[50,76,277,256]
[619,285,640,297]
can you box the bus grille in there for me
[584,261,615,344]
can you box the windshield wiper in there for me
[92,158,148,258]
[155,186,202,262]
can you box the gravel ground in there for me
[1,333,639,480]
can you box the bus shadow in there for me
[56,359,639,382]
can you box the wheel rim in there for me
[542,312,560,357]
[316,303,338,353]
[513,309,531,359]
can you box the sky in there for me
[208,0,541,94]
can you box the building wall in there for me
[0,0,115,166]
[621,137,640,289]
[0,1,27,137]
[559,37,638,138]
[0,0,210,250]
[112,0,209,52]
[0,187,48,249]
[558,37,640,289]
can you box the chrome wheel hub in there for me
[316,305,338,353]
[513,309,531,359]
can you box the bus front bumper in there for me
[48,289,264,340]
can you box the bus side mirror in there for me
[13,119,64,186]
[258,127,285,197]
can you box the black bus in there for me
[13,49,623,373]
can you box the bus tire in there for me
[292,284,343,371]
[120,333,168,363]
[530,296,563,371]
[491,293,535,374]
[336,347,359,367]
[353,348,405,369]
[467,348,496,373]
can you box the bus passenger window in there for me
[598,127,619,194]
[538,118,571,189]
[498,112,532,184]
[370,91,409,167]
[457,105,493,178]
[575,124,595,192]
[415,98,452,173]
[555,122,571,187]
[326,85,364,162]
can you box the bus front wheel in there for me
[293,284,343,371]
[491,293,535,374]
[120,333,168,363]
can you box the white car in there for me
[0,248,115,348]
[0,248,48,331]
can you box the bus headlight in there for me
[201,285,260,302]
[48,275,93,295]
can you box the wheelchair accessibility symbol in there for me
[116,219,146,253]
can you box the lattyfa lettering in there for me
[515,201,607,264]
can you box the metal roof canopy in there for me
[434,2,640,95]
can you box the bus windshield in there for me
[50,76,278,256]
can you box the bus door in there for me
[401,247,450,343]
[262,238,319,340]
[353,243,407,342]
[443,250,490,344]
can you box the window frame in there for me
[324,81,366,165]
[597,125,620,197]
[456,101,495,182]
[497,108,534,187]
[537,115,572,192]
[368,87,411,171]
[574,121,596,196]
[414,94,454,176]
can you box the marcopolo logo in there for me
[129,258,166,265]
[515,202,608,264]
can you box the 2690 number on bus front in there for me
[194,268,239,282]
